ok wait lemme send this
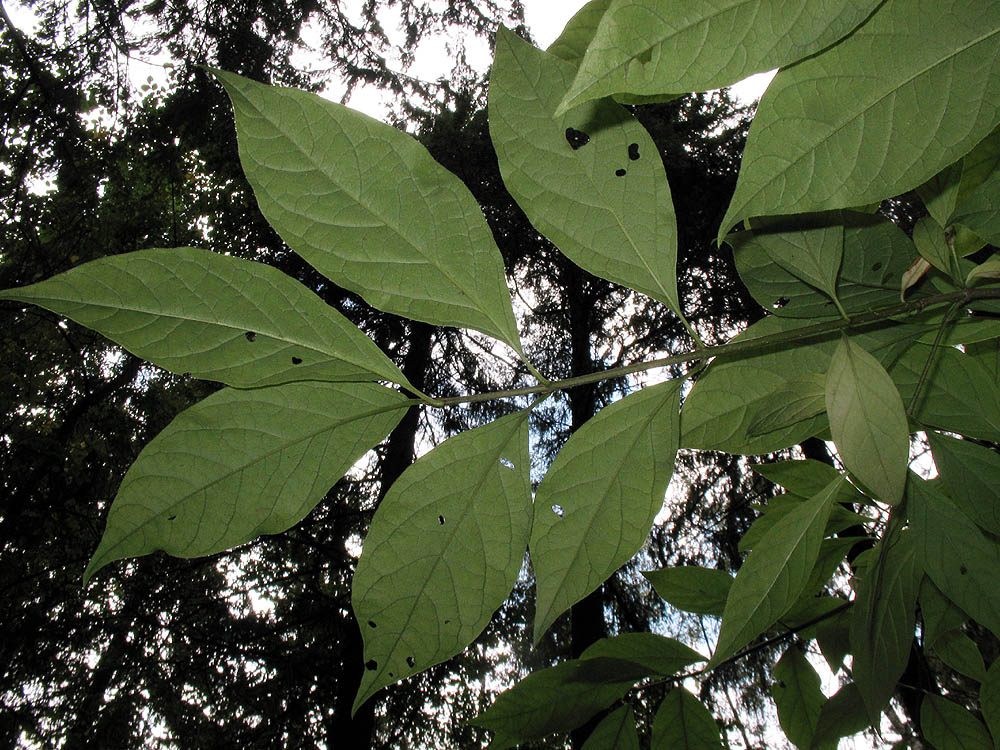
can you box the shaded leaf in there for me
[933,629,987,683]
[531,380,681,641]
[825,334,908,505]
[643,566,733,617]
[967,255,1000,285]
[581,705,640,750]
[747,373,826,438]
[753,459,868,507]
[720,0,1000,242]
[352,410,532,709]
[469,661,635,749]
[919,577,969,649]
[922,694,993,750]
[773,646,833,750]
[558,0,879,114]
[912,216,955,276]
[710,476,843,666]
[650,688,724,750]
[849,527,921,724]
[815,606,852,673]
[490,29,682,318]
[0,247,410,389]
[811,683,870,748]
[927,431,1000,535]
[754,222,845,311]
[910,479,1000,639]
[581,632,704,677]
[952,126,1000,245]
[213,69,522,352]
[981,658,1000,746]
[85,382,407,582]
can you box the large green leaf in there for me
[469,660,635,749]
[720,0,1000,242]
[918,577,968,649]
[752,222,845,312]
[731,213,918,320]
[643,566,733,616]
[650,688,724,750]
[825,334,908,505]
[747,373,826,438]
[910,479,1000,638]
[84,382,407,582]
[752,459,867,508]
[811,684,870,748]
[933,629,987,683]
[928,431,1000,535]
[0,247,410,389]
[922,695,993,750]
[213,70,522,353]
[490,29,682,318]
[982,658,1000,745]
[890,344,1000,443]
[709,476,842,666]
[581,705,639,750]
[352,409,532,709]
[531,379,681,641]
[556,0,879,114]
[912,217,956,277]
[547,0,611,64]
[849,527,921,724]
[773,646,833,750]
[580,632,704,676]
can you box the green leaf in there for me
[531,379,681,641]
[213,69,522,353]
[849,527,921,724]
[557,0,879,114]
[469,661,635,749]
[802,537,858,598]
[753,460,867,508]
[352,409,532,709]
[811,683,871,748]
[84,382,407,583]
[731,213,917,320]
[0,247,411,389]
[910,478,1000,638]
[825,334,908,505]
[547,0,611,63]
[753,222,845,313]
[891,344,1000,443]
[581,632,705,677]
[490,29,682,318]
[581,705,639,750]
[967,255,1000,285]
[922,694,993,750]
[709,476,842,666]
[927,431,1000,535]
[740,494,868,553]
[952,127,1000,245]
[933,629,987,682]
[982,658,1000,747]
[650,688,724,750]
[642,566,733,616]
[747,373,826,438]
[919,577,969,649]
[773,646,833,750]
[720,0,1000,242]
[814,606,852,673]
[912,217,956,276]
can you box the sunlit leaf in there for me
[214,69,522,353]
[826,334,908,505]
[773,646,833,750]
[849,527,921,724]
[751,222,845,312]
[0,247,411,389]
[352,410,532,709]
[547,0,611,64]
[710,476,843,666]
[557,0,879,114]
[84,382,407,582]
[747,373,826,437]
[721,0,1000,242]
[490,29,683,318]
[651,688,724,750]
[753,460,867,508]
[922,694,993,750]
[531,380,681,641]
[643,566,733,617]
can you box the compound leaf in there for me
[721,0,1000,242]
[0,247,410,389]
[352,409,532,710]
[825,334,908,505]
[558,0,879,114]
[491,29,682,318]
[214,69,522,353]
[710,476,843,666]
[84,382,407,583]
[531,379,680,641]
